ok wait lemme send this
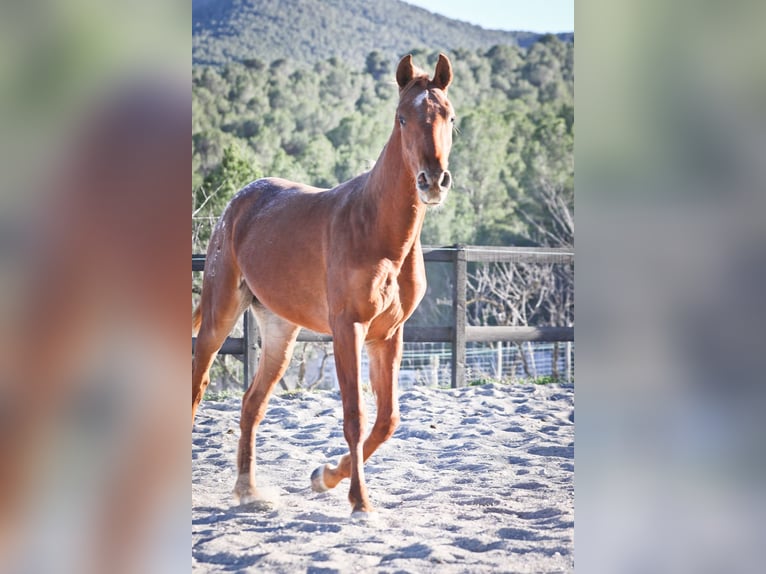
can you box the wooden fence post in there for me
[451,244,467,388]
[242,308,258,389]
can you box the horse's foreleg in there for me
[319,321,372,513]
[312,330,401,494]
[363,330,403,454]
[233,306,299,504]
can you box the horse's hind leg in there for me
[233,304,300,504]
[311,329,402,495]
[192,262,252,426]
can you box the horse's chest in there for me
[367,269,425,338]
[390,273,423,317]
[331,256,426,336]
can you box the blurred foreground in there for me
[577,1,766,572]
[0,2,189,573]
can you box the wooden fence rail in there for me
[192,245,574,388]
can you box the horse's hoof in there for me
[233,486,278,509]
[233,474,274,506]
[233,474,258,505]
[232,490,259,506]
[310,465,329,492]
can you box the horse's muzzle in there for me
[416,169,451,204]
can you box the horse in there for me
[192,53,455,516]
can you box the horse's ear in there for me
[432,53,453,91]
[396,55,415,91]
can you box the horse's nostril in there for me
[439,171,452,190]
[417,171,429,190]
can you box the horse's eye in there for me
[398,116,406,127]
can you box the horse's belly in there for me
[242,260,331,335]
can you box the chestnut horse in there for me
[192,54,455,515]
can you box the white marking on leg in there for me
[311,464,329,492]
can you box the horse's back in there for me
[233,177,326,212]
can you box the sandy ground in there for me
[192,383,574,573]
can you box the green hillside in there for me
[193,0,572,68]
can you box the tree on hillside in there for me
[193,144,261,253]
[517,110,574,247]
[365,51,391,80]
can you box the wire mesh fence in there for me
[205,339,574,394]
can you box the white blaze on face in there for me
[413,90,429,109]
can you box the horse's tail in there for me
[192,303,202,336]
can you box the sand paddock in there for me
[192,383,574,572]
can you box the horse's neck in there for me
[360,137,426,263]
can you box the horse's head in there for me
[395,53,455,206]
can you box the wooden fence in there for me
[192,245,574,388]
